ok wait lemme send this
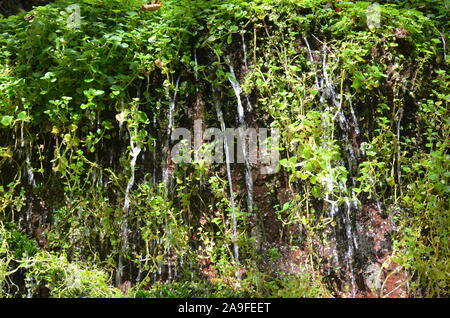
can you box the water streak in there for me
[194,51,199,93]
[228,64,254,220]
[214,90,239,263]
[117,123,142,285]
[320,47,358,297]
[162,76,181,186]
[240,32,253,113]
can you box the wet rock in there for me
[365,263,382,294]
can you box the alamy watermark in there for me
[170,120,280,175]
[366,2,381,31]
[66,4,81,29]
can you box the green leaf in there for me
[1,116,13,127]
[17,111,29,121]
[352,71,364,90]
[227,34,233,44]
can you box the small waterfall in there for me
[168,77,181,133]
[152,115,157,184]
[348,97,360,137]
[158,76,181,282]
[240,32,253,113]
[227,64,255,221]
[118,99,125,136]
[213,90,239,263]
[117,121,142,285]
[162,76,181,187]
[18,214,23,229]
[241,32,249,72]
[168,77,181,137]
[92,112,102,188]
[25,203,33,234]
[20,121,25,148]
[228,66,245,124]
[340,183,358,297]
[25,150,36,188]
[396,106,404,198]
[321,113,357,296]
[304,37,320,90]
[194,51,199,93]
[124,142,141,216]
[321,112,338,217]
[319,47,359,296]
[19,123,36,188]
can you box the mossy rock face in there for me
[0,0,448,298]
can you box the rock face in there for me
[0,0,447,298]
[365,263,382,294]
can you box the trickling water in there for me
[117,125,142,285]
[19,123,36,188]
[321,113,338,218]
[25,256,33,298]
[124,143,141,213]
[157,264,162,277]
[152,115,157,184]
[162,76,181,187]
[214,91,239,263]
[157,76,181,283]
[194,51,199,93]
[396,106,404,195]
[245,95,253,115]
[20,122,25,148]
[241,32,248,72]
[320,47,359,297]
[25,150,36,188]
[118,99,125,135]
[99,168,103,189]
[324,161,339,218]
[348,97,360,137]
[18,214,23,229]
[240,32,253,113]
[168,77,181,133]
[304,37,320,90]
[344,197,358,250]
[228,66,245,124]
[343,193,357,298]
[136,254,142,284]
[227,64,254,220]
